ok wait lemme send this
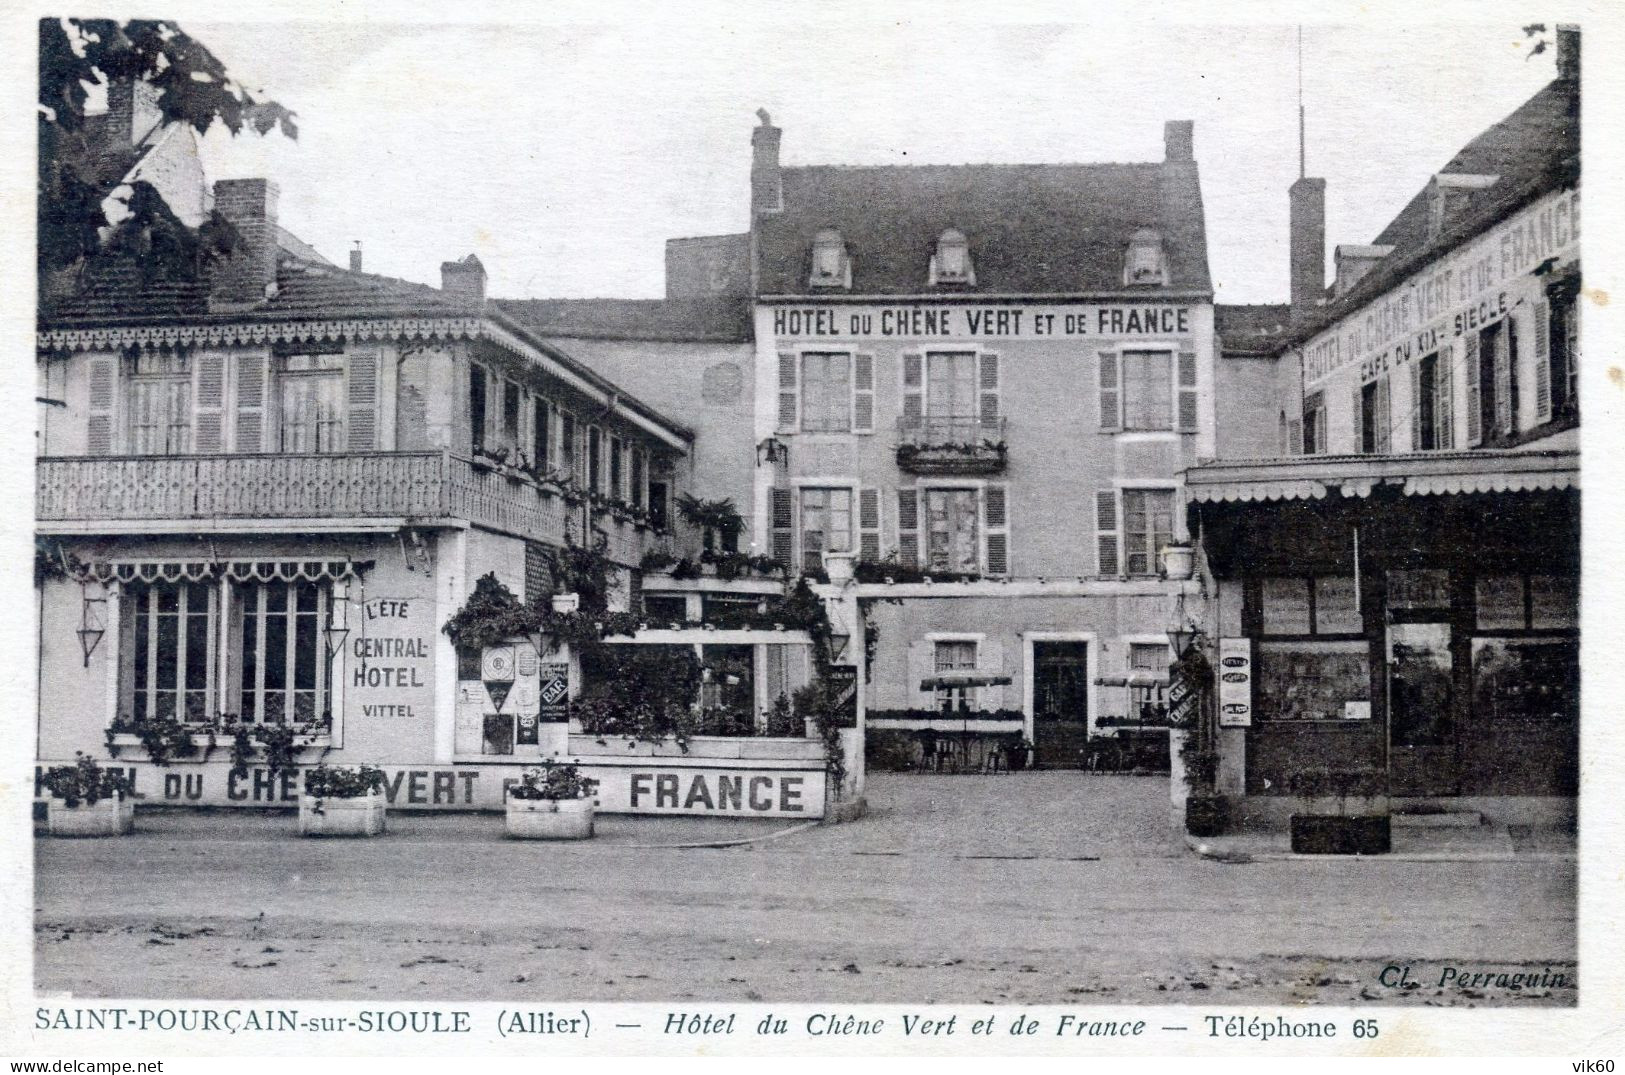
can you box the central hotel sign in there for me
[771,304,1191,341]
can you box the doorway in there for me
[1033,641,1090,768]
[1387,622,1458,795]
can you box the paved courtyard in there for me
[34,774,1576,1005]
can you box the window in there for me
[1302,391,1327,455]
[502,380,521,450]
[588,426,603,493]
[1123,229,1167,286]
[1121,489,1174,577]
[1547,285,1579,420]
[235,580,332,725]
[277,353,345,453]
[1414,352,1453,451]
[800,487,853,572]
[809,228,851,289]
[531,398,550,471]
[927,352,978,418]
[934,639,978,711]
[1128,642,1171,722]
[924,488,979,573]
[469,364,488,454]
[1476,320,1518,445]
[1259,575,1362,636]
[610,436,624,499]
[630,449,645,508]
[126,350,191,454]
[560,412,577,479]
[1121,350,1173,431]
[648,480,669,530]
[929,229,974,285]
[121,581,216,723]
[800,352,852,432]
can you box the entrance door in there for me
[1033,641,1089,768]
[1387,622,1458,795]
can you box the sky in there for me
[177,15,1563,305]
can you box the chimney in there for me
[441,254,487,304]
[751,108,782,215]
[1289,176,1326,321]
[1164,120,1194,163]
[349,241,363,273]
[210,178,279,308]
[1556,24,1579,82]
[1333,244,1393,297]
[105,77,163,148]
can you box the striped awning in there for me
[1184,449,1577,505]
[82,559,374,586]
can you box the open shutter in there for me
[770,487,794,569]
[777,352,798,432]
[346,350,380,450]
[1351,384,1365,454]
[1409,361,1423,451]
[1464,332,1482,447]
[233,352,268,452]
[1098,350,1120,431]
[1374,376,1392,453]
[979,351,1000,429]
[1176,350,1198,432]
[983,484,1009,577]
[977,638,1006,708]
[897,488,919,567]
[85,355,117,455]
[1436,345,1454,449]
[901,352,923,426]
[906,641,935,708]
[858,487,882,562]
[853,353,875,433]
[1532,300,1552,423]
[1493,324,1513,439]
[1095,490,1120,577]
[192,351,227,453]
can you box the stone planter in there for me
[1184,794,1229,837]
[505,796,595,839]
[1161,544,1195,580]
[47,795,135,837]
[299,791,386,837]
[1290,813,1391,855]
[823,552,856,584]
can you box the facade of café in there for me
[1187,31,1581,825]
[741,115,1215,768]
[33,94,837,816]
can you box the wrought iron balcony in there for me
[895,415,1008,474]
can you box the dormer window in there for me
[1123,228,1167,286]
[1426,174,1499,241]
[929,228,975,286]
[809,228,852,290]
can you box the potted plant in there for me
[1286,767,1391,854]
[40,753,136,837]
[299,763,388,837]
[505,759,599,840]
[1181,745,1228,836]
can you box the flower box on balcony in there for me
[895,416,1008,475]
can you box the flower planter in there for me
[298,791,386,837]
[1289,813,1391,855]
[505,796,595,840]
[1184,794,1229,837]
[1161,544,1195,580]
[47,795,135,837]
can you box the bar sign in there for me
[1217,637,1252,727]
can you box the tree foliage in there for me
[38,18,297,289]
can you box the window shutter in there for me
[346,350,380,450]
[777,352,798,432]
[852,352,875,433]
[1375,376,1392,453]
[1436,345,1454,449]
[191,351,227,453]
[1286,417,1303,457]
[1098,350,1120,431]
[1176,350,1198,432]
[1464,332,1482,447]
[770,487,795,568]
[901,352,923,423]
[1493,326,1513,439]
[906,640,935,707]
[983,484,1009,577]
[1351,384,1365,454]
[1409,361,1424,451]
[979,352,1000,426]
[233,352,268,452]
[86,355,117,455]
[977,638,1006,708]
[897,487,919,567]
[1533,300,1552,423]
[858,487,882,562]
[1095,490,1120,577]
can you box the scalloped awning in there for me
[82,558,374,586]
[1184,449,1577,505]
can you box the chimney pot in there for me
[441,254,487,304]
[209,178,280,309]
[751,109,783,216]
[1164,120,1194,163]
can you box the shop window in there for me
[934,639,978,711]
[1302,391,1327,455]
[126,350,192,454]
[1121,350,1174,431]
[1122,489,1175,577]
[1259,575,1362,636]
[924,488,979,573]
[1255,641,1371,722]
[234,580,332,725]
[121,580,217,724]
[1475,574,1577,632]
[799,352,853,433]
[799,487,854,573]
[1471,638,1578,722]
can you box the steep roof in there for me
[496,297,752,343]
[754,160,1212,297]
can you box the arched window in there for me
[1123,228,1167,286]
[929,228,975,286]
[809,228,851,289]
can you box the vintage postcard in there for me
[4,0,1622,1065]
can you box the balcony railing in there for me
[36,451,669,565]
[895,415,1008,474]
